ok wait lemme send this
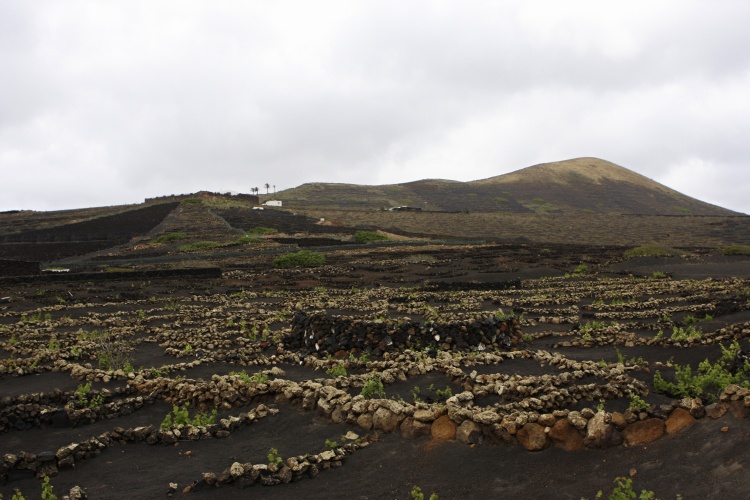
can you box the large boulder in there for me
[456,420,483,445]
[623,419,665,447]
[372,407,402,433]
[516,423,549,451]
[665,408,696,435]
[584,412,617,448]
[548,419,584,451]
[431,415,457,441]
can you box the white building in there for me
[263,200,283,207]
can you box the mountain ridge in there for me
[275,157,741,216]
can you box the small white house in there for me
[263,200,283,207]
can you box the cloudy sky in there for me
[1,1,749,213]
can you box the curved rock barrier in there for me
[285,312,523,357]
[0,404,278,482]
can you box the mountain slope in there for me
[275,158,739,215]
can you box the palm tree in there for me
[264,183,270,194]
[273,185,276,194]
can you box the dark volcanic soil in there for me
[0,244,749,499]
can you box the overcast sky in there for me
[1,1,749,214]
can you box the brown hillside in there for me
[275,157,740,216]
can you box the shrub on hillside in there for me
[272,250,326,268]
[154,232,187,244]
[178,241,224,251]
[721,245,750,256]
[247,226,278,235]
[624,244,680,258]
[354,231,389,243]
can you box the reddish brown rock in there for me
[431,415,457,441]
[548,419,584,451]
[623,418,665,447]
[665,408,696,435]
[516,423,549,451]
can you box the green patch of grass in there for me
[721,245,750,256]
[178,241,224,251]
[272,250,326,268]
[154,232,187,243]
[494,197,508,203]
[353,231,389,243]
[624,244,680,258]
[180,198,203,204]
[233,235,261,245]
[247,226,278,235]
[649,271,669,279]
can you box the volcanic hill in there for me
[274,157,739,215]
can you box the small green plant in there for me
[411,386,423,403]
[47,338,61,351]
[649,271,668,280]
[569,263,589,277]
[160,403,217,429]
[71,382,104,409]
[230,370,269,384]
[670,325,702,341]
[324,438,338,449]
[411,486,438,500]
[522,333,533,343]
[434,386,453,401]
[40,475,57,500]
[360,375,386,399]
[581,320,606,332]
[494,309,514,320]
[325,362,347,378]
[684,313,713,324]
[272,250,326,268]
[627,391,650,412]
[590,475,684,500]
[267,447,283,467]
[11,487,26,500]
[182,344,193,354]
[597,399,605,412]
[353,231,389,243]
